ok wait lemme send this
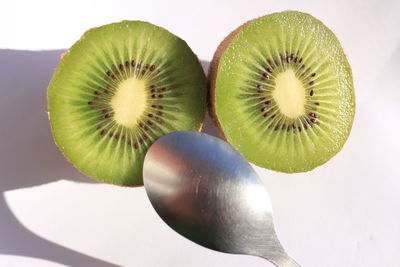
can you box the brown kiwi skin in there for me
[207,19,256,141]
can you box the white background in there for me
[1,0,399,266]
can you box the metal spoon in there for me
[143,131,300,267]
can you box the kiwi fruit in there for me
[209,11,355,173]
[48,21,206,186]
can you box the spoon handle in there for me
[270,255,301,267]
[258,248,301,267]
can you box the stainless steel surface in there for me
[143,131,300,267]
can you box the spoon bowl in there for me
[143,131,300,267]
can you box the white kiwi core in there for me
[272,69,306,119]
[111,78,147,128]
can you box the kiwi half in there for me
[209,11,355,173]
[48,21,206,186]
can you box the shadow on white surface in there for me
[0,49,119,266]
[0,50,217,266]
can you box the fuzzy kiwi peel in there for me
[209,11,355,173]
[48,21,206,186]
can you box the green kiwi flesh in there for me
[48,21,206,186]
[209,11,355,173]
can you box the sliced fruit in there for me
[209,11,355,172]
[48,21,206,186]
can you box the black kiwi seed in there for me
[310,90,314,96]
